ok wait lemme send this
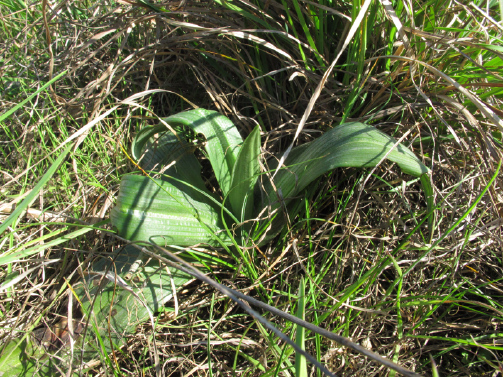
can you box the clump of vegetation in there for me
[0,0,502,376]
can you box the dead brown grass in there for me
[1,0,502,376]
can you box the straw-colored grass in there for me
[1,0,502,376]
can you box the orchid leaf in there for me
[135,130,212,202]
[162,109,243,197]
[258,122,432,242]
[228,126,261,222]
[104,109,434,376]
[266,122,429,209]
[75,245,193,359]
[0,338,48,376]
[111,175,233,247]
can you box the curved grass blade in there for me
[0,143,74,236]
[265,122,429,211]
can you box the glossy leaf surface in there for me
[265,122,429,211]
[111,175,232,247]
[228,125,261,222]
[162,109,243,197]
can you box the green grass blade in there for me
[295,277,307,377]
[291,0,324,67]
[0,221,107,265]
[0,70,67,123]
[420,173,436,240]
[213,0,272,29]
[429,354,439,377]
[398,159,501,284]
[134,0,169,12]
[0,142,73,236]
[409,334,503,351]
[389,254,403,377]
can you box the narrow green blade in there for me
[0,222,104,266]
[228,126,261,221]
[0,70,67,123]
[295,277,308,377]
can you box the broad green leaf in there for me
[133,129,213,202]
[110,174,232,247]
[162,109,243,197]
[228,126,261,222]
[131,124,167,162]
[0,143,74,236]
[265,122,430,211]
[258,122,432,242]
[99,109,434,377]
[8,244,194,372]
[75,245,193,359]
[0,339,47,376]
